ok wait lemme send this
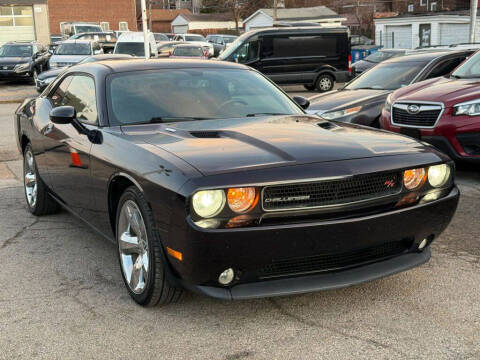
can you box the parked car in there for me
[164,33,176,40]
[218,27,351,92]
[16,59,458,306]
[308,50,472,127]
[351,35,374,46]
[173,34,214,57]
[0,41,50,83]
[380,49,480,163]
[114,32,158,58]
[206,34,237,56]
[170,44,207,59]
[35,54,132,92]
[352,49,406,76]
[153,33,169,44]
[157,41,183,57]
[69,32,118,53]
[48,35,63,53]
[60,22,103,39]
[49,40,103,69]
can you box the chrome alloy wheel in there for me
[24,150,37,208]
[118,200,149,294]
[319,77,332,91]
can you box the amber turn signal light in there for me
[403,168,426,190]
[227,187,258,213]
[167,247,183,261]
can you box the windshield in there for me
[114,42,145,56]
[0,45,32,57]
[364,51,399,63]
[75,25,102,34]
[224,36,237,44]
[218,32,250,60]
[173,47,204,57]
[55,43,91,55]
[73,33,116,42]
[451,51,480,78]
[154,33,169,41]
[109,69,303,125]
[185,35,206,42]
[346,61,426,90]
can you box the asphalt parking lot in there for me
[0,82,479,359]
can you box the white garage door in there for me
[0,6,35,45]
[385,25,412,49]
[439,23,469,46]
[173,25,188,34]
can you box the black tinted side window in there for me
[426,57,467,79]
[61,75,98,124]
[263,34,339,58]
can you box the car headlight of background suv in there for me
[384,94,393,112]
[321,106,362,120]
[14,63,30,73]
[453,100,480,116]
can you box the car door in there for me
[42,74,97,218]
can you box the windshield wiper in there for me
[246,113,289,117]
[450,74,462,79]
[352,87,383,90]
[148,116,212,123]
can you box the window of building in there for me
[430,2,437,11]
[408,4,414,12]
[119,22,129,31]
[0,6,33,27]
[420,0,427,6]
[100,22,110,31]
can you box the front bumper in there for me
[0,69,30,80]
[169,186,459,300]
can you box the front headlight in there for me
[50,62,58,68]
[403,168,427,190]
[14,62,30,72]
[453,100,480,116]
[428,164,451,188]
[385,94,393,112]
[192,190,225,218]
[321,106,361,120]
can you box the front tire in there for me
[23,144,59,215]
[116,186,183,306]
[316,74,335,92]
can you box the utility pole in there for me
[273,0,278,22]
[141,0,150,59]
[148,0,153,33]
[470,0,478,43]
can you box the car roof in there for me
[4,41,36,45]
[174,44,202,48]
[61,39,94,44]
[243,26,349,37]
[70,58,249,76]
[382,50,471,64]
[117,31,151,42]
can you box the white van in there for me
[113,32,158,58]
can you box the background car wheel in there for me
[116,186,183,307]
[316,74,334,92]
[23,144,59,216]
[303,84,316,91]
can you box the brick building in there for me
[48,0,138,34]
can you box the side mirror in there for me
[293,96,310,110]
[50,106,76,124]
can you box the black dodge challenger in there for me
[15,59,459,306]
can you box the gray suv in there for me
[48,40,103,69]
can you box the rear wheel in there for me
[23,144,59,215]
[116,186,183,306]
[316,74,335,92]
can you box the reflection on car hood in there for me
[308,89,391,112]
[0,57,30,65]
[37,68,63,80]
[352,60,375,72]
[49,55,88,64]
[121,115,429,175]
[391,76,480,107]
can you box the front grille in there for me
[392,104,442,128]
[55,62,74,68]
[0,65,14,70]
[257,241,410,279]
[262,172,401,211]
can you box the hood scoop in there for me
[317,121,338,130]
[190,131,221,138]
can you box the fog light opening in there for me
[218,268,235,286]
[418,239,428,250]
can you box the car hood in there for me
[352,60,375,72]
[49,55,88,64]
[37,68,63,80]
[391,76,480,107]
[308,89,390,113]
[121,115,428,176]
[0,56,30,65]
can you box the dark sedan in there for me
[15,59,458,306]
[35,54,132,92]
[352,49,406,76]
[308,50,472,127]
